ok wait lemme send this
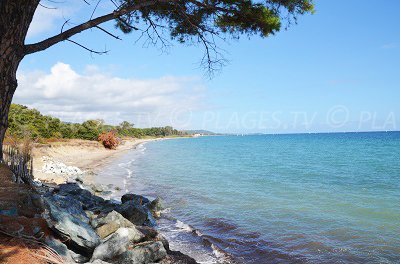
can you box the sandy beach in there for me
[32,138,159,185]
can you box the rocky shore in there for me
[0,138,200,263]
[13,177,198,264]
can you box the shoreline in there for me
[32,137,163,185]
[0,136,200,264]
[29,136,226,263]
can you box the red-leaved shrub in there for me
[98,131,119,149]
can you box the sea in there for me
[95,132,400,264]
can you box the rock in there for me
[45,237,90,263]
[148,197,163,218]
[160,250,198,264]
[87,260,111,264]
[70,250,90,263]
[85,210,97,222]
[121,193,150,205]
[155,233,170,251]
[44,193,89,224]
[30,193,46,212]
[92,211,133,228]
[44,196,101,254]
[91,227,144,261]
[57,183,116,213]
[75,175,84,184]
[115,241,167,264]
[42,156,83,175]
[115,201,149,226]
[135,226,159,241]
[45,237,74,263]
[90,184,104,193]
[95,222,121,239]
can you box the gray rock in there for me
[91,210,128,228]
[160,251,198,264]
[57,183,116,213]
[91,227,144,261]
[70,250,90,263]
[30,193,46,212]
[116,241,167,264]
[91,184,104,193]
[86,260,111,264]
[135,226,159,241]
[149,197,163,213]
[45,237,74,263]
[92,211,135,238]
[115,201,149,226]
[44,197,100,254]
[121,194,150,205]
[44,193,89,224]
[75,175,84,184]
[155,233,170,251]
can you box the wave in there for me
[158,216,237,263]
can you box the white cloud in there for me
[15,63,205,128]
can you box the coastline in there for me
[4,136,200,264]
[32,137,162,185]
[29,136,229,264]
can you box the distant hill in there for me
[183,130,217,135]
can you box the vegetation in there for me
[98,131,120,149]
[0,0,313,157]
[7,104,184,142]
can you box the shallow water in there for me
[96,132,400,263]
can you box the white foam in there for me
[211,244,231,263]
[126,169,132,178]
[175,220,194,232]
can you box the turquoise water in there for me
[100,132,400,263]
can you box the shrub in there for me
[98,131,119,149]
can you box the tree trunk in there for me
[0,0,39,159]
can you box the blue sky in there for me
[16,0,400,133]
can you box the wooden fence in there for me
[2,145,33,184]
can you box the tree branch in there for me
[24,0,172,55]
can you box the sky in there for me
[16,0,400,134]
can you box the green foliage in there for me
[116,0,314,39]
[7,104,183,141]
[112,0,313,70]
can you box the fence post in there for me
[2,144,34,185]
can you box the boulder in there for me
[95,222,121,239]
[44,193,89,224]
[148,197,163,218]
[44,197,100,254]
[91,227,144,261]
[91,210,132,228]
[90,183,104,193]
[70,250,90,263]
[91,210,134,238]
[121,193,150,205]
[115,241,167,264]
[155,233,170,251]
[45,237,74,263]
[160,250,198,264]
[57,183,116,213]
[135,226,159,241]
[86,260,111,264]
[115,201,149,226]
